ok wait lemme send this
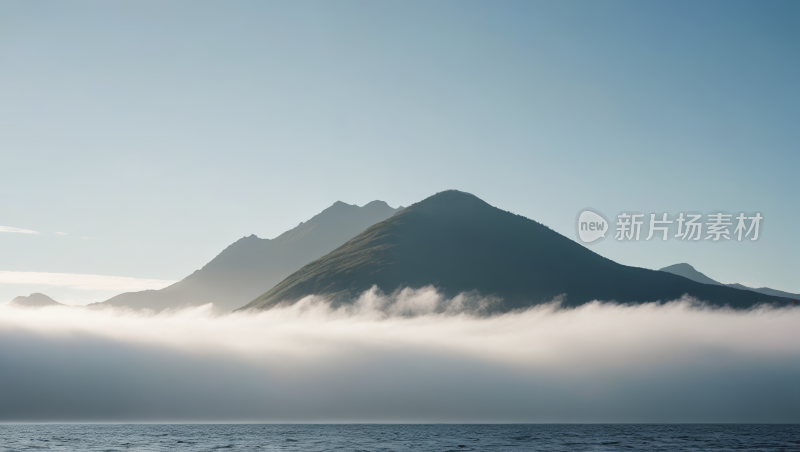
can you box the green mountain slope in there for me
[243,190,791,311]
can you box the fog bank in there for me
[1,287,798,422]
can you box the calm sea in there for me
[0,424,798,451]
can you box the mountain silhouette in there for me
[659,263,722,286]
[98,200,400,311]
[9,293,64,307]
[660,263,800,300]
[243,190,791,311]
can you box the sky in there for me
[1,1,799,304]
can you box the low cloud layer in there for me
[1,287,798,423]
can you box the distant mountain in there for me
[660,263,800,300]
[242,190,791,312]
[9,293,64,307]
[659,263,722,286]
[98,200,400,312]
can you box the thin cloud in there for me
[55,232,68,235]
[0,225,39,234]
[0,287,797,422]
[0,271,176,292]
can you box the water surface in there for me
[1,424,798,451]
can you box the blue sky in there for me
[1,1,798,303]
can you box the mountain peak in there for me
[330,200,354,209]
[418,190,484,205]
[10,293,64,307]
[399,190,493,219]
[362,200,391,209]
[243,193,789,312]
[659,263,721,286]
[663,263,698,272]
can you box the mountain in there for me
[659,263,722,286]
[9,293,64,307]
[99,200,400,312]
[242,190,791,311]
[660,263,800,300]
[726,283,800,299]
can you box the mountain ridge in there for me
[242,190,790,311]
[9,293,64,307]
[659,263,800,300]
[98,200,400,311]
